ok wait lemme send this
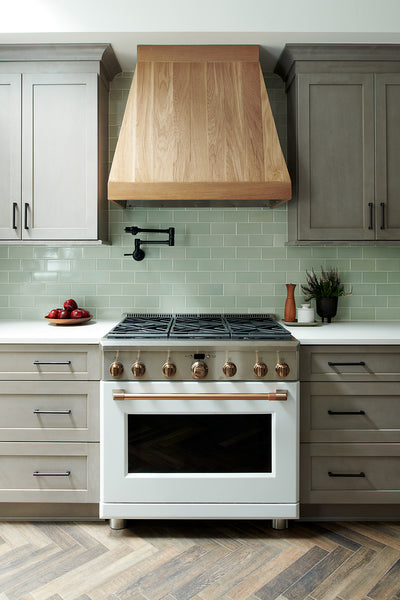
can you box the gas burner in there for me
[107,314,173,338]
[225,315,291,340]
[170,314,230,339]
[107,313,292,341]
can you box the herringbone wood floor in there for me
[0,520,399,600]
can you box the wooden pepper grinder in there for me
[284,283,296,322]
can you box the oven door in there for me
[100,381,299,519]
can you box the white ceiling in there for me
[2,0,400,71]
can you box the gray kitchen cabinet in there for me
[0,344,101,519]
[0,44,120,243]
[299,345,400,520]
[276,45,400,243]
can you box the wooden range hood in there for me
[108,45,291,207]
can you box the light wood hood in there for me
[108,45,291,206]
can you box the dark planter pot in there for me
[316,297,338,323]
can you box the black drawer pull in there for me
[33,409,72,415]
[12,202,18,230]
[33,471,71,477]
[33,360,71,365]
[328,410,366,415]
[368,202,373,230]
[328,361,366,367]
[24,203,29,229]
[328,471,365,478]
[380,202,385,230]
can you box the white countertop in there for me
[281,321,400,345]
[0,319,399,345]
[0,319,118,344]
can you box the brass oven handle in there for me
[113,391,287,402]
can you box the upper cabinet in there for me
[276,45,400,244]
[0,45,120,243]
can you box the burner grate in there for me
[107,314,173,338]
[107,313,291,340]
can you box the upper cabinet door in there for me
[21,73,98,240]
[297,73,375,241]
[0,75,21,240]
[375,74,400,240]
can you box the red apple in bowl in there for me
[47,309,60,319]
[58,309,71,319]
[70,309,86,319]
[79,309,90,318]
[64,298,78,311]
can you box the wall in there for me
[1,72,400,321]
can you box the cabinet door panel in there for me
[297,73,375,241]
[376,74,400,239]
[0,74,21,240]
[22,73,98,240]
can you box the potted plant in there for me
[301,267,351,323]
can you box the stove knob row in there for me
[191,361,208,379]
[131,361,146,378]
[162,361,177,378]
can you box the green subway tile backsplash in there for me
[0,72,400,320]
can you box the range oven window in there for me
[127,414,272,473]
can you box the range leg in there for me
[109,518,126,530]
[272,519,288,530]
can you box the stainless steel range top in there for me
[101,313,298,382]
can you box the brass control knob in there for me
[131,361,146,378]
[109,361,124,378]
[253,361,268,378]
[275,362,290,378]
[191,361,208,379]
[162,361,177,378]
[222,361,237,378]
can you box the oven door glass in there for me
[128,414,272,473]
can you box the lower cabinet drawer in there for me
[0,381,99,442]
[301,381,400,442]
[301,443,400,504]
[0,442,99,503]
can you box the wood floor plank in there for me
[228,546,310,600]
[367,557,400,600]
[253,545,328,600]
[295,523,362,552]
[283,545,353,600]
[338,523,400,551]
[321,523,386,553]
[117,543,231,600]
[311,546,377,600]
[197,544,280,600]
[337,546,400,600]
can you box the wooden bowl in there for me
[44,315,93,326]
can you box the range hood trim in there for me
[108,45,291,206]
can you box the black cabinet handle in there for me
[33,360,71,365]
[12,202,18,230]
[33,471,71,477]
[368,202,373,230]
[328,471,365,478]
[380,202,385,230]
[24,203,29,229]
[33,409,72,415]
[328,361,366,367]
[328,410,366,415]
